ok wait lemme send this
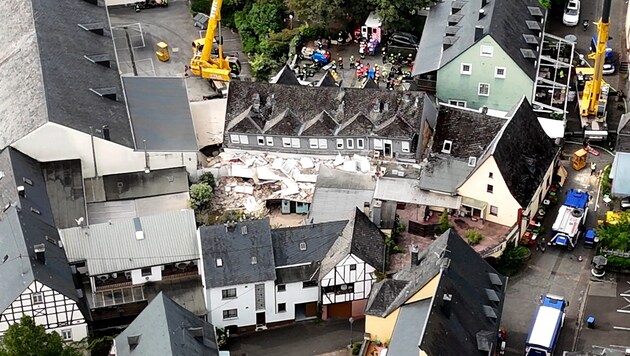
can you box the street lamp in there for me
[349,317,355,348]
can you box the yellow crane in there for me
[576,0,611,141]
[190,0,241,81]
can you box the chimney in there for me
[34,244,46,264]
[481,106,488,115]
[474,26,484,41]
[102,125,110,141]
[188,327,204,342]
[17,186,25,198]
[481,0,488,7]
[411,244,419,266]
[478,9,486,20]
[252,93,261,112]
[363,202,371,217]
[442,293,452,318]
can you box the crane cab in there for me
[227,57,241,75]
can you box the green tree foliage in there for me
[190,183,213,211]
[288,0,342,26]
[497,245,529,276]
[465,229,484,246]
[250,52,277,81]
[0,316,81,356]
[198,171,216,190]
[373,0,430,32]
[247,1,285,38]
[597,210,630,251]
[601,165,612,196]
[538,0,551,9]
[191,0,212,14]
[438,211,450,234]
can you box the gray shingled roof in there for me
[271,221,348,267]
[101,167,189,201]
[224,81,428,140]
[419,156,474,194]
[114,292,219,356]
[0,0,131,150]
[0,148,86,315]
[199,219,276,288]
[489,98,558,207]
[413,0,545,79]
[617,113,630,152]
[270,65,302,86]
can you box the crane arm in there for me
[200,0,223,62]
[586,0,611,115]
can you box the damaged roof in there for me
[0,0,131,150]
[224,81,428,139]
[271,220,348,267]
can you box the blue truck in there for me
[550,189,589,250]
[590,36,616,75]
[525,295,569,356]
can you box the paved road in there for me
[501,143,614,355]
[228,318,364,356]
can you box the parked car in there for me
[387,32,419,48]
[563,0,580,26]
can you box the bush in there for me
[190,183,213,211]
[438,211,450,234]
[601,165,612,196]
[191,0,212,14]
[497,245,529,276]
[385,235,404,255]
[250,52,277,81]
[198,172,216,189]
[606,256,630,270]
[351,342,361,355]
[298,24,327,40]
[465,229,484,245]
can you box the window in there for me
[468,157,477,167]
[478,83,490,96]
[282,138,291,147]
[239,135,249,145]
[251,256,257,265]
[480,45,494,57]
[448,100,467,107]
[490,205,499,216]
[299,242,307,251]
[266,137,274,146]
[357,138,365,149]
[291,138,300,148]
[460,63,472,75]
[222,288,237,299]
[31,292,44,304]
[373,139,383,150]
[487,184,494,193]
[303,280,318,288]
[278,303,287,313]
[222,309,238,320]
[277,284,286,292]
[336,139,344,149]
[318,139,328,149]
[488,172,494,179]
[401,141,410,153]
[61,329,72,341]
[257,136,265,145]
[309,138,318,149]
[495,67,506,79]
[441,140,452,154]
[347,139,354,149]
[216,258,223,267]
[229,134,240,144]
[141,268,152,277]
[350,264,357,271]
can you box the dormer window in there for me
[468,157,477,167]
[251,256,257,265]
[216,258,223,267]
[300,242,307,251]
[442,140,453,154]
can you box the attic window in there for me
[488,272,503,287]
[526,20,541,31]
[30,207,41,215]
[241,226,248,235]
[78,22,105,36]
[441,140,453,154]
[528,6,543,17]
[251,256,257,265]
[468,157,477,167]
[483,305,497,319]
[22,177,33,186]
[216,258,223,267]
[0,171,4,180]
[300,242,307,251]
[520,48,537,59]
[89,87,118,101]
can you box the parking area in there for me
[108,0,250,100]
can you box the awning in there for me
[557,165,568,187]
[461,197,488,211]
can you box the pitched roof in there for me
[319,209,386,278]
[199,219,276,288]
[365,230,507,355]
[335,113,374,136]
[263,109,304,135]
[59,209,198,276]
[317,71,338,87]
[489,98,558,207]
[413,0,545,79]
[0,0,131,150]
[299,111,339,136]
[374,115,415,139]
[41,160,87,230]
[271,220,348,267]
[362,78,379,89]
[225,81,428,140]
[270,65,301,86]
[101,167,189,201]
[617,113,630,152]
[0,148,84,313]
[419,156,474,194]
[276,263,321,284]
[114,292,219,356]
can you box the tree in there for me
[288,0,342,26]
[438,211,450,234]
[250,52,277,81]
[597,211,630,251]
[465,229,484,245]
[0,316,81,356]
[373,0,431,33]
[190,183,213,211]
[198,171,216,190]
[247,1,285,39]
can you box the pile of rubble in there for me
[208,151,375,212]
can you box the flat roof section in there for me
[122,76,198,151]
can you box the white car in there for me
[563,0,580,26]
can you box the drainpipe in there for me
[90,127,98,178]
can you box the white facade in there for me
[320,254,376,305]
[274,276,319,321]
[12,122,197,178]
[130,266,163,285]
[0,281,87,342]
[206,280,277,329]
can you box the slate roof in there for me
[365,230,507,355]
[276,263,321,284]
[0,0,131,150]
[271,220,348,267]
[617,113,630,152]
[101,167,189,201]
[419,156,474,194]
[270,65,301,86]
[387,299,432,356]
[413,0,545,79]
[299,112,339,136]
[488,98,558,207]
[0,148,86,316]
[319,209,386,279]
[224,81,429,140]
[199,219,276,288]
[263,109,304,135]
[317,71,338,87]
[114,292,219,356]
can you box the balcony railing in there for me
[92,286,145,308]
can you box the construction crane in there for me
[190,0,241,81]
[576,0,612,141]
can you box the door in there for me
[384,140,392,157]
[256,312,266,325]
[327,302,352,318]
